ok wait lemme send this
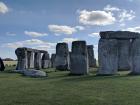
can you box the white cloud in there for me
[2,39,44,48]
[2,39,56,53]
[104,5,135,23]
[78,10,116,26]
[123,26,140,33]
[48,25,77,35]
[104,5,120,12]
[24,31,48,37]
[88,32,99,38]
[0,2,9,14]
[74,26,85,30]
[4,42,23,49]
[120,23,126,27]
[61,38,78,43]
[119,10,135,22]
[78,5,135,26]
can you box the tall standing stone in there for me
[118,39,130,70]
[55,43,70,70]
[42,53,50,69]
[98,39,118,75]
[0,58,5,71]
[51,54,56,68]
[15,48,28,70]
[130,38,140,74]
[70,41,89,75]
[27,51,34,69]
[87,45,96,67]
[34,52,42,70]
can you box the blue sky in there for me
[0,0,140,59]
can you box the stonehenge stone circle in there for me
[55,43,70,70]
[70,41,89,75]
[23,69,47,77]
[98,38,118,75]
[42,53,50,69]
[118,40,130,70]
[87,45,96,67]
[0,58,5,71]
[15,47,48,70]
[130,38,140,74]
[15,48,28,70]
[34,52,42,70]
[27,51,34,68]
[98,31,140,75]
[51,54,56,68]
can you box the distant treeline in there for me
[2,58,17,61]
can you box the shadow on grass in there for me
[2,67,140,81]
[62,72,139,82]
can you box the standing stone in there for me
[34,52,42,70]
[55,43,70,70]
[98,39,118,75]
[70,41,88,75]
[87,45,97,67]
[51,54,56,68]
[27,51,34,69]
[0,58,5,71]
[118,39,130,70]
[15,48,28,70]
[42,53,50,69]
[130,38,140,74]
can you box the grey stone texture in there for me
[98,31,140,75]
[51,54,56,68]
[15,48,28,70]
[14,69,47,77]
[87,45,97,67]
[34,52,42,70]
[23,69,47,77]
[0,57,5,71]
[70,41,89,75]
[118,39,131,70]
[130,38,140,74]
[98,39,118,75]
[27,51,34,68]
[55,43,70,70]
[15,47,48,70]
[100,31,139,39]
[42,53,50,69]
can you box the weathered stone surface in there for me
[23,69,47,77]
[42,53,50,69]
[87,45,97,67]
[98,39,118,75]
[55,43,70,70]
[15,47,49,70]
[27,51,34,68]
[100,31,140,39]
[118,39,130,70]
[51,54,56,68]
[34,52,42,70]
[0,58,5,71]
[70,41,88,75]
[15,48,28,70]
[130,39,140,74]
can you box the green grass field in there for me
[1,66,140,105]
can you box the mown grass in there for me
[0,66,140,105]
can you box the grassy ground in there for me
[0,66,140,105]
